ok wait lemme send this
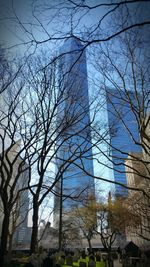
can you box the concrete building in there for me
[125,153,150,250]
[125,114,150,250]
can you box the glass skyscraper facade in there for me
[106,89,141,197]
[54,37,94,219]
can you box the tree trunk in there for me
[58,174,63,251]
[0,211,10,267]
[88,238,92,253]
[107,251,114,267]
[8,233,13,262]
[30,201,39,254]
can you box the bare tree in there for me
[86,10,150,246]
[0,82,32,266]
[0,1,149,259]
[0,45,100,262]
[0,46,24,95]
[2,1,149,55]
[18,52,100,254]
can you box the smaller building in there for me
[38,222,59,249]
[125,151,150,250]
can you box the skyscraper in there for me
[106,89,141,197]
[13,162,31,248]
[0,141,30,249]
[54,37,94,222]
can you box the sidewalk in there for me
[113,259,122,267]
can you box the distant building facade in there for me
[12,162,31,249]
[106,90,141,197]
[125,114,150,250]
[0,141,31,250]
[125,153,150,250]
[54,37,95,225]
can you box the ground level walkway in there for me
[113,259,122,267]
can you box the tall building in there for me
[54,37,94,224]
[106,89,141,197]
[0,141,31,249]
[13,162,31,249]
[0,92,31,248]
